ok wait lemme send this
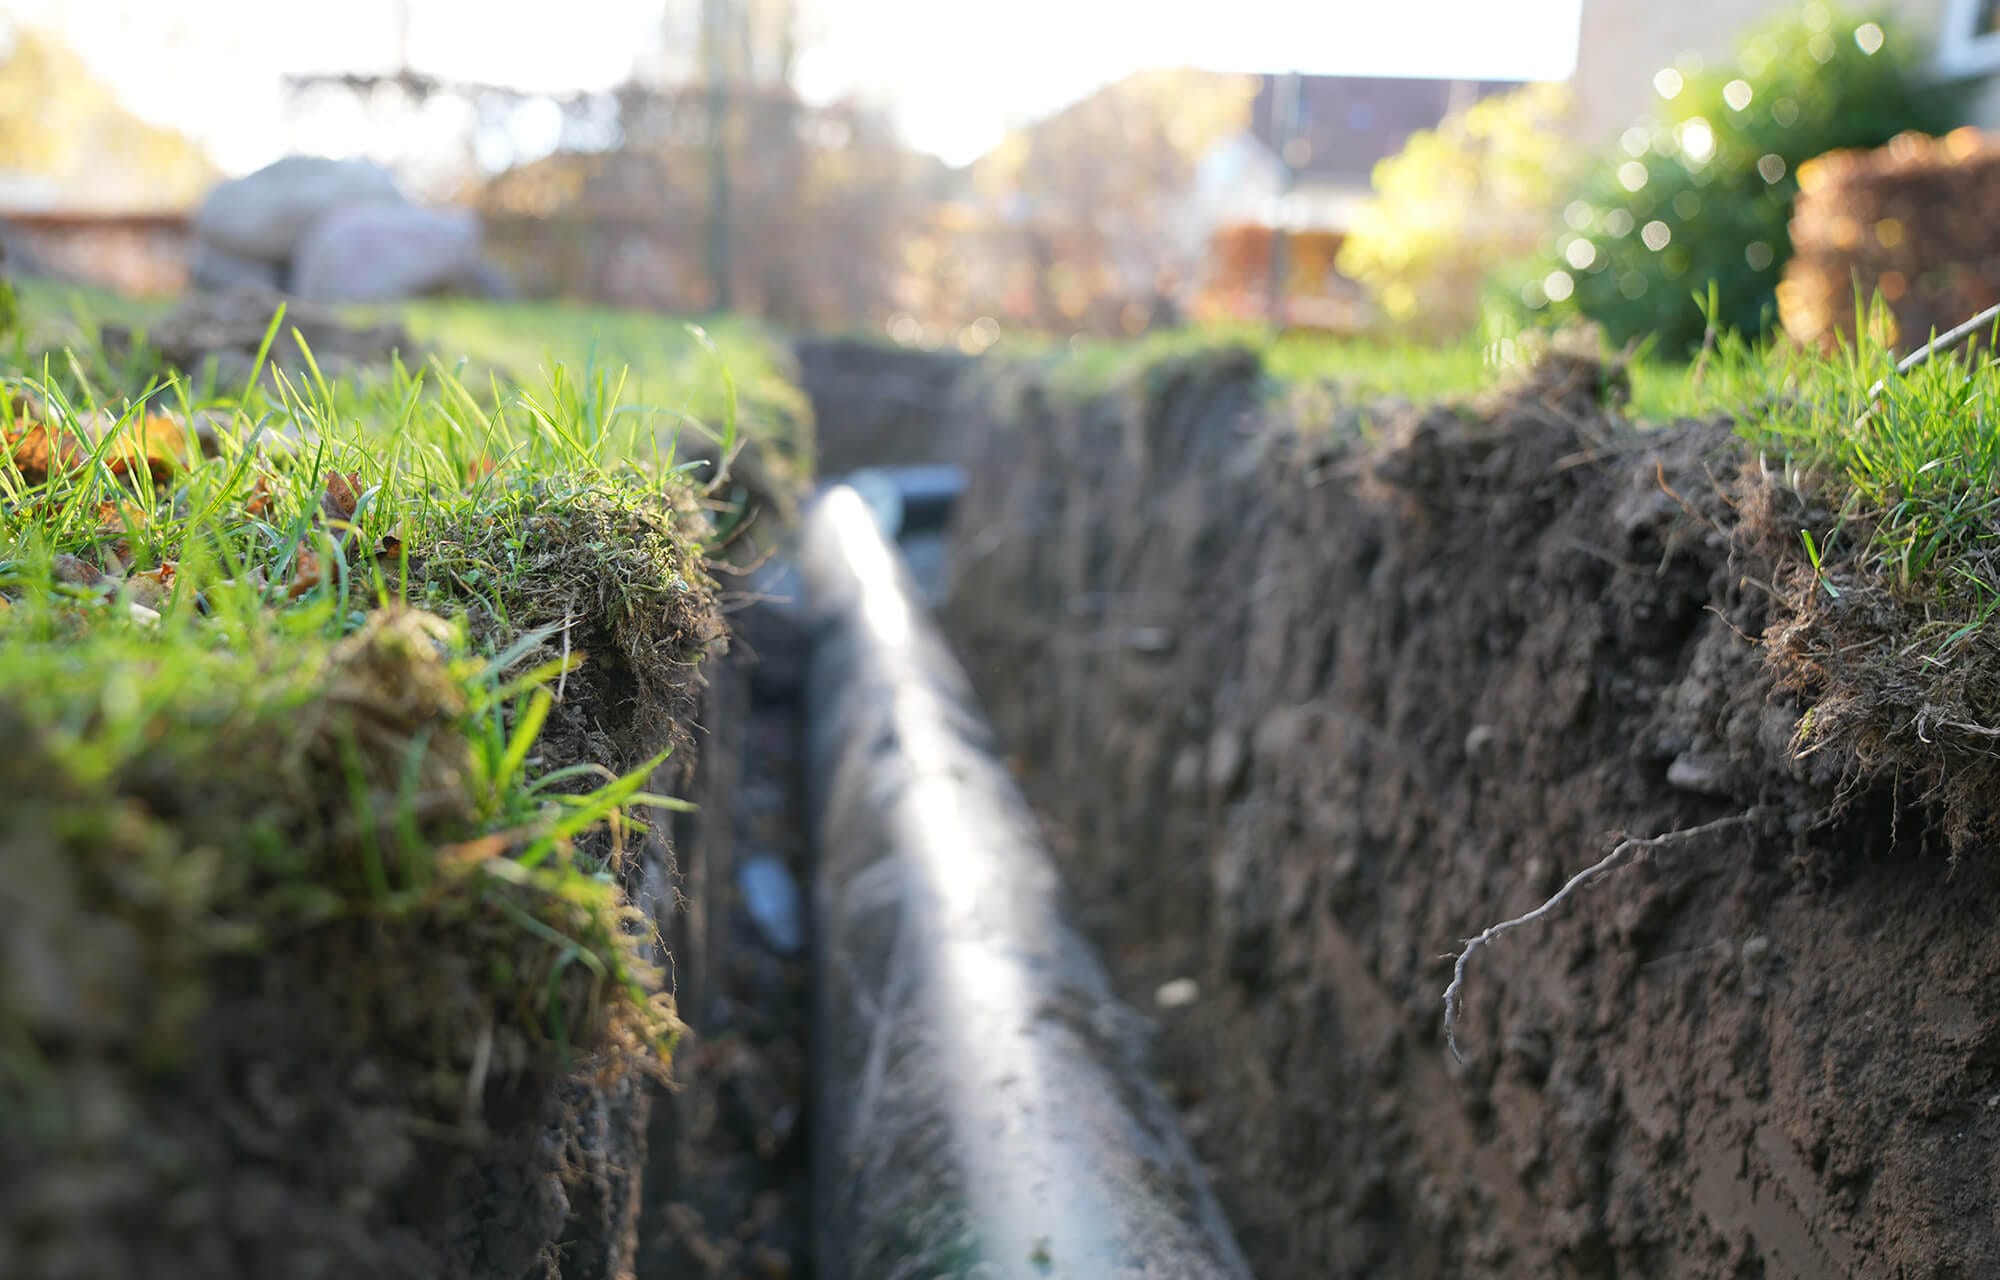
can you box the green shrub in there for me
[1529,4,1963,353]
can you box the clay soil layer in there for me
[942,348,2000,1279]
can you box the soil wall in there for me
[791,338,967,475]
[942,348,2000,1279]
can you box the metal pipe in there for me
[801,487,1251,1280]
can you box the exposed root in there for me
[1442,810,1760,1061]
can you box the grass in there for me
[1677,308,2000,846]
[12,281,812,492]
[1713,319,2000,601]
[1023,321,1702,420]
[397,297,813,481]
[0,286,761,1142]
[1022,308,2000,617]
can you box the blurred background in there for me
[3,0,1999,354]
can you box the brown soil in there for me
[790,338,966,474]
[943,346,2000,1278]
[1,611,697,1280]
[639,598,816,1279]
[3,528,729,1280]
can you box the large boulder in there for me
[291,204,484,302]
[195,155,405,264]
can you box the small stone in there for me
[739,854,803,956]
[1154,977,1200,1010]
[1205,729,1246,795]
[1666,748,1731,796]
[1741,935,1771,967]
[52,554,103,587]
[1465,724,1497,756]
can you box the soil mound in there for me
[102,285,417,388]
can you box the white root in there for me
[1441,810,1758,1062]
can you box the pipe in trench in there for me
[801,486,1251,1280]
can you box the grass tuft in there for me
[0,286,774,1199]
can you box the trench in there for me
[770,338,2000,1280]
[643,339,1252,1278]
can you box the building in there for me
[1182,73,1521,327]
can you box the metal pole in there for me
[702,0,734,312]
[1266,71,1302,328]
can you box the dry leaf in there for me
[9,423,86,484]
[244,474,278,519]
[321,471,362,524]
[124,413,195,484]
[7,412,195,486]
[286,548,324,600]
[94,500,146,530]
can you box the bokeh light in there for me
[1679,119,1715,164]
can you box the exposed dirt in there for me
[943,346,2000,1278]
[0,610,699,1280]
[640,597,816,1280]
[790,338,966,475]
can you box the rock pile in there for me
[191,155,508,302]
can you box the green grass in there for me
[397,297,812,470]
[0,290,761,1121]
[1021,312,2000,606]
[10,283,811,486]
[1712,320,2000,605]
[1021,322,1701,420]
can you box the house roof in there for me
[1248,74,1520,181]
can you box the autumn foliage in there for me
[1337,83,1577,337]
[6,408,200,486]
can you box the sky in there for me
[5,0,1583,171]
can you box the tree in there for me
[1532,5,1963,352]
[0,25,214,207]
[1337,83,1577,336]
[972,69,1258,330]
